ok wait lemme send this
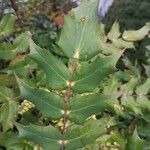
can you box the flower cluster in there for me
[18,100,35,115]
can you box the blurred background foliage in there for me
[104,0,150,69]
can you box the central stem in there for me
[61,81,72,150]
[61,59,78,150]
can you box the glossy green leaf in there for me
[29,41,70,89]
[0,131,33,150]
[123,25,150,41]
[68,93,113,124]
[72,51,123,92]
[16,123,62,150]
[135,79,150,95]
[17,78,65,120]
[108,21,121,40]
[136,96,150,111]
[138,125,150,138]
[0,86,14,103]
[121,77,138,95]
[12,32,31,53]
[0,100,18,132]
[99,41,121,55]
[125,129,144,150]
[64,120,106,150]
[0,75,17,86]
[58,0,100,60]
[0,15,16,36]
[0,50,15,60]
[121,96,142,115]
[7,55,37,78]
[0,43,15,60]
[112,39,134,49]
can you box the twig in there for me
[61,59,78,150]
[9,0,23,27]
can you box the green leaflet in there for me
[0,100,18,132]
[29,41,70,89]
[58,0,100,60]
[16,123,62,150]
[0,86,18,132]
[0,75,17,86]
[6,55,38,78]
[17,78,65,120]
[107,22,134,49]
[136,96,150,113]
[64,120,106,150]
[100,22,134,55]
[135,79,150,95]
[99,41,121,55]
[108,21,121,41]
[0,131,33,150]
[72,51,123,92]
[0,15,16,37]
[12,31,31,53]
[125,129,144,150]
[0,32,31,61]
[122,25,150,42]
[0,86,14,103]
[0,43,15,60]
[16,120,106,150]
[68,93,113,124]
[121,96,142,115]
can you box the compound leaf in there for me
[16,120,106,150]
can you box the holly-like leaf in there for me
[68,93,114,124]
[0,100,18,132]
[72,51,123,92]
[0,131,34,150]
[99,41,121,55]
[137,96,150,112]
[112,39,134,49]
[0,86,14,103]
[17,78,65,120]
[121,96,142,115]
[0,86,18,132]
[0,75,17,86]
[58,0,100,60]
[108,21,121,41]
[16,123,62,150]
[12,31,31,53]
[0,43,15,60]
[64,120,106,150]
[0,32,31,61]
[122,25,150,41]
[125,129,144,150]
[0,15,16,37]
[29,41,70,89]
[135,79,150,95]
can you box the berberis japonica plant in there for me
[15,0,150,150]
